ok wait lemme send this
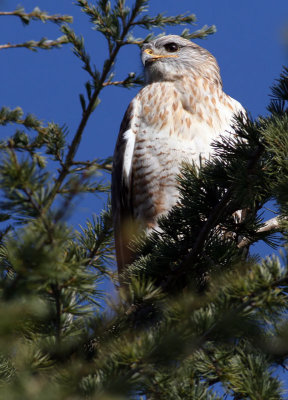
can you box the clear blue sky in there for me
[1,0,288,395]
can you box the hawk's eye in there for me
[164,42,179,53]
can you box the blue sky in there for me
[1,0,288,395]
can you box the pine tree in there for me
[0,1,288,399]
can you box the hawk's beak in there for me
[144,48,178,60]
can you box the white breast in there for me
[121,78,245,228]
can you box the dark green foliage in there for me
[123,113,284,291]
[0,1,288,399]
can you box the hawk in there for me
[112,35,245,273]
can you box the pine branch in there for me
[181,25,217,40]
[0,108,67,163]
[0,107,44,133]
[102,73,144,88]
[44,2,148,211]
[2,146,55,239]
[60,26,97,80]
[71,158,112,172]
[164,144,265,286]
[51,284,62,343]
[238,216,287,248]
[130,12,197,28]
[0,36,69,52]
[6,1,286,397]
[0,7,72,25]
[270,66,288,102]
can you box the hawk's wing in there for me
[112,101,136,274]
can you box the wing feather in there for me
[112,101,136,273]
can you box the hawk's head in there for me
[141,35,222,86]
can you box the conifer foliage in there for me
[0,1,288,399]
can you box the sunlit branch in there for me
[0,9,72,24]
[0,37,68,52]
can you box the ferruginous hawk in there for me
[112,35,245,273]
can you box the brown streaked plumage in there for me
[112,35,245,273]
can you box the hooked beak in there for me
[143,48,178,65]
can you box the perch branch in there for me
[238,216,287,249]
